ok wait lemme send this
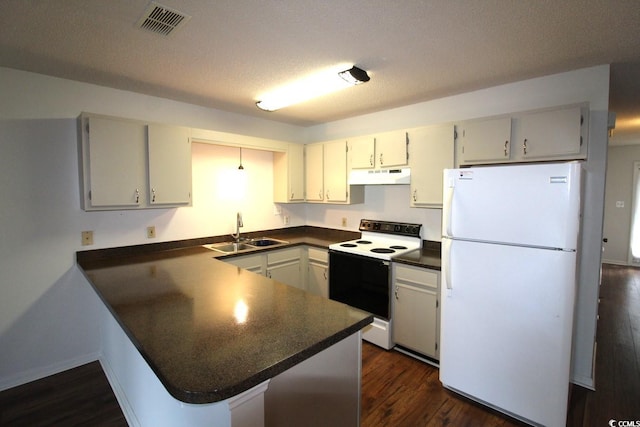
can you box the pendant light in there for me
[238,147,244,170]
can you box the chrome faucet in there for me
[231,212,243,243]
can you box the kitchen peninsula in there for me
[77,239,373,427]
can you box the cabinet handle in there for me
[291,192,294,200]
[523,138,528,155]
[318,190,322,199]
[369,154,374,166]
[135,188,140,204]
[323,269,327,280]
[379,153,384,166]
[326,190,330,200]
[504,140,508,157]
[412,190,417,202]
[395,286,399,300]
[151,188,156,203]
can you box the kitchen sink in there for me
[202,238,288,254]
[202,242,255,254]
[247,238,288,247]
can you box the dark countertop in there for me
[393,240,442,270]
[76,226,442,404]
[77,227,373,404]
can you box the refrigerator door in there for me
[443,162,581,250]
[440,239,576,426]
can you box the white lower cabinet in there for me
[392,263,440,360]
[225,253,265,275]
[306,247,328,298]
[266,248,303,290]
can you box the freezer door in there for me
[440,239,576,426]
[442,162,581,250]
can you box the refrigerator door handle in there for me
[443,184,455,237]
[443,238,452,290]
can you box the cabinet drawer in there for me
[226,254,263,271]
[267,248,301,265]
[395,264,438,289]
[308,247,328,263]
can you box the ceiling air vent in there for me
[137,2,191,36]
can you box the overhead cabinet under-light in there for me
[256,66,370,112]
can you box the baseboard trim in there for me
[0,351,101,392]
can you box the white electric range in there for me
[328,219,422,349]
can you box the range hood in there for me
[348,168,411,185]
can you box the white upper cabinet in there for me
[349,136,375,169]
[458,117,512,165]
[305,143,324,202]
[147,124,192,206]
[457,105,587,166]
[375,130,408,168]
[515,106,584,160]
[79,113,193,210]
[324,140,348,203]
[305,140,364,204]
[82,115,147,208]
[409,124,455,208]
[274,143,305,203]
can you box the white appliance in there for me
[329,219,422,349]
[440,162,581,427]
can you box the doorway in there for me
[628,161,640,266]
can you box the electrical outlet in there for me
[81,231,93,246]
[283,215,290,225]
[147,226,156,238]
[341,217,347,227]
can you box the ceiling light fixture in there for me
[238,147,244,170]
[256,65,370,112]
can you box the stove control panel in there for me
[358,219,422,237]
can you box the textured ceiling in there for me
[1,0,639,135]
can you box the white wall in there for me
[602,135,640,264]
[0,67,305,391]
[0,65,610,391]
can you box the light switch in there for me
[616,201,625,208]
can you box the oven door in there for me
[329,250,390,319]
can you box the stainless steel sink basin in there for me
[202,238,288,254]
[247,238,288,247]
[202,242,255,254]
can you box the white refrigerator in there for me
[440,161,581,427]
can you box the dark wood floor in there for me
[1,264,638,426]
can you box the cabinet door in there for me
[287,143,305,201]
[268,261,302,290]
[376,130,408,167]
[274,144,305,203]
[305,143,324,202]
[147,124,192,205]
[394,282,438,358]
[323,140,348,203]
[349,136,375,169]
[459,117,512,164]
[517,106,583,159]
[224,253,264,275]
[393,264,440,359]
[307,262,328,297]
[409,124,455,207]
[86,116,146,207]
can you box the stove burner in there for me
[356,240,372,244]
[340,243,358,247]
[390,245,408,250]
[371,248,395,254]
